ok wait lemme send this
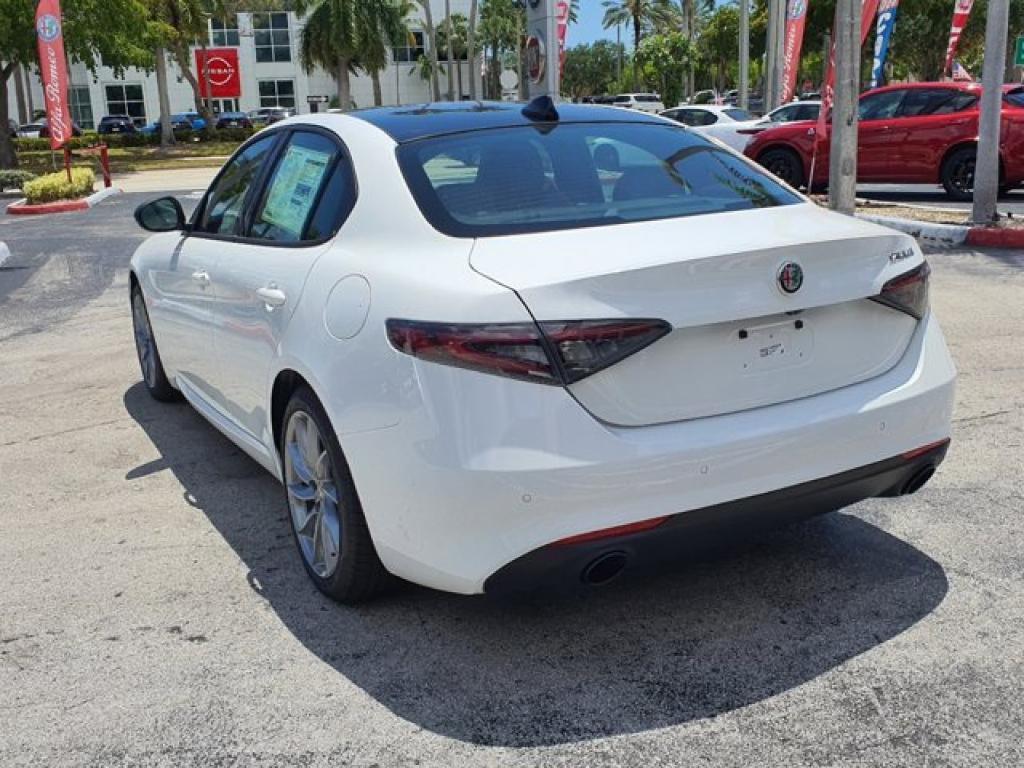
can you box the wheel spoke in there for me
[319,506,341,569]
[300,419,321,474]
[286,442,315,485]
[287,481,317,503]
[293,502,318,537]
[320,480,339,506]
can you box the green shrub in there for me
[22,167,95,204]
[13,126,251,152]
[0,169,37,191]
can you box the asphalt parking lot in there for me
[1,194,1022,767]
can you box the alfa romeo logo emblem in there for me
[37,14,61,42]
[778,262,804,294]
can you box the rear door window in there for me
[248,130,356,244]
[898,88,977,117]
[397,122,801,238]
[859,90,905,120]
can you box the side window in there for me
[898,89,975,117]
[700,111,719,125]
[196,135,278,235]
[797,104,820,121]
[859,90,904,121]
[678,110,705,127]
[249,131,354,243]
[769,106,795,123]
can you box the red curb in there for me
[6,198,90,215]
[966,226,1024,248]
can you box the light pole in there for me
[973,0,1010,224]
[829,0,860,214]
[739,0,749,110]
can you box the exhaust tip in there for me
[903,465,936,495]
[581,551,629,586]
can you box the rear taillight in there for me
[386,318,670,386]
[871,261,930,320]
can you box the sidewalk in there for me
[114,165,222,194]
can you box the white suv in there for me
[611,93,665,113]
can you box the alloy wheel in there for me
[132,293,157,388]
[284,411,342,578]
[951,157,975,196]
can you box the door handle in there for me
[191,270,210,286]
[256,285,287,308]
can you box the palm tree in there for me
[467,0,478,100]
[601,0,678,88]
[357,1,409,105]
[297,0,359,111]
[417,0,443,100]
[443,0,455,100]
[437,13,468,99]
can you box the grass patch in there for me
[15,142,237,175]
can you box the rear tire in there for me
[758,148,805,189]
[281,386,389,603]
[131,284,179,402]
[941,146,976,202]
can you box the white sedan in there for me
[663,101,821,152]
[130,98,955,601]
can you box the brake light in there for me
[871,261,930,320]
[386,318,671,385]
[550,515,670,547]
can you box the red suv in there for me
[744,82,1024,200]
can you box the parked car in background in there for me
[215,111,252,130]
[745,82,1024,200]
[175,111,207,131]
[37,119,83,138]
[97,115,138,135]
[16,122,44,138]
[248,107,296,126]
[688,90,719,105]
[660,104,754,127]
[610,94,665,113]
[141,114,199,135]
[698,100,821,153]
[129,100,954,601]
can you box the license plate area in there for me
[737,318,811,373]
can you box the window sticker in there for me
[260,144,332,237]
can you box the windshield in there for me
[397,122,801,237]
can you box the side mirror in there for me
[134,196,186,232]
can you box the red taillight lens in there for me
[539,319,672,384]
[871,261,930,320]
[386,318,671,385]
[386,320,557,384]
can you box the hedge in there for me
[22,167,95,204]
[13,125,255,152]
[0,169,37,192]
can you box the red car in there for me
[744,82,1024,200]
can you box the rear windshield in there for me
[724,108,753,121]
[397,122,801,237]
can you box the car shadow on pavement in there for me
[124,382,949,748]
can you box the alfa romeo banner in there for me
[781,0,810,103]
[870,0,900,88]
[556,0,570,75]
[943,0,975,76]
[35,0,72,150]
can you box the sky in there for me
[570,3,620,48]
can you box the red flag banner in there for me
[556,0,570,76]
[943,0,975,76]
[35,0,72,150]
[782,0,810,103]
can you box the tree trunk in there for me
[336,57,353,111]
[444,0,455,100]
[371,70,383,106]
[13,64,28,124]
[155,47,176,148]
[171,43,206,117]
[456,58,463,99]
[0,64,18,170]
[420,2,442,100]
[200,40,213,122]
[467,0,478,100]
[633,16,641,90]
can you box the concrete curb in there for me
[6,186,122,216]
[859,212,1024,249]
[858,214,969,247]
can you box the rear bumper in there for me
[484,440,949,595]
[341,313,955,594]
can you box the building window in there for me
[69,85,94,130]
[393,30,426,63]
[210,16,240,46]
[253,12,291,62]
[210,98,240,114]
[104,83,146,125]
[258,79,295,108]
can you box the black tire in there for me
[941,146,976,202]
[130,283,180,402]
[758,147,805,189]
[281,386,389,603]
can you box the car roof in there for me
[349,100,666,143]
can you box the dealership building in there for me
[6,3,478,130]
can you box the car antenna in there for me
[522,95,559,122]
